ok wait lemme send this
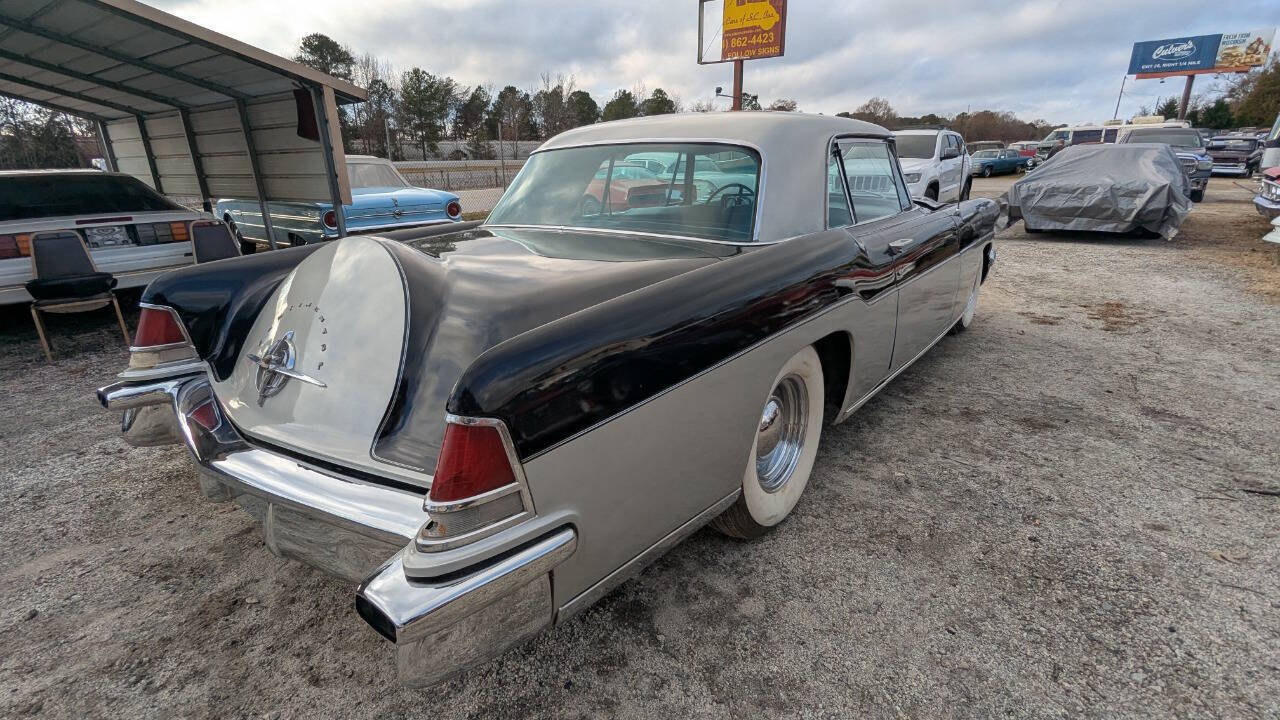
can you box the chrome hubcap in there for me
[756,374,808,493]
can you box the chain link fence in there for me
[394,160,526,219]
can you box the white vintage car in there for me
[0,170,213,305]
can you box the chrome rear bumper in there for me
[97,374,576,686]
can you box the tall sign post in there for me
[698,0,787,111]
[1127,29,1274,120]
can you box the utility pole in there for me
[731,60,743,111]
[1177,75,1195,121]
[497,121,507,186]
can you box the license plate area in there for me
[83,225,131,248]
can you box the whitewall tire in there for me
[711,346,824,539]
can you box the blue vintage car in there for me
[216,156,462,247]
[970,149,1029,177]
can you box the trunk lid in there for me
[213,227,728,486]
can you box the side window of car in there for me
[827,150,854,227]
[839,140,907,223]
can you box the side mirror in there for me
[941,147,960,160]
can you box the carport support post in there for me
[179,109,213,212]
[235,99,278,250]
[1178,75,1195,121]
[310,85,348,238]
[96,120,117,172]
[136,115,163,194]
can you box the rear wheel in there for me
[960,180,972,201]
[981,165,992,178]
[925,184,939,201]
[711,346,824,539]
[580,196,601,215]
[1190,188,1205,203]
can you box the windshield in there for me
[894,134,936,159]
[0,173,184,221]
[1269,114,1280,142]
[1125,129,1202,148]
[973,150,1000,158]
[487,142,761,242]
[347,162,408,189]
[1208,139,1257,151]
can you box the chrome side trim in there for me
[556,489,739,622]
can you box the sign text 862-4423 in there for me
[722,0,787,61]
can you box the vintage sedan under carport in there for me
[98,112,999,686]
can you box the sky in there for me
[152,0,1277,124]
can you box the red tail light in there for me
[446,200,462,218]
[133,306,187,347]
[429,421,518,502]
[323,209,338,228]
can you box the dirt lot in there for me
[1,176,1277,719]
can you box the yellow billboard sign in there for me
[722,0,787,62]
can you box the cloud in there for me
[151,0,1274,123]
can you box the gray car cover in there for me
[999,143,1192,239]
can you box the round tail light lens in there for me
[322,210,338,228]
[446,200,462,218]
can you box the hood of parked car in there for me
[211,228,734,485]
[897,158,933,175]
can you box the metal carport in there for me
[0,0,367,247]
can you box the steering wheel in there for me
[705,183,755,205]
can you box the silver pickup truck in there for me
[0,170,214,305]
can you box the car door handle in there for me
[887,238,915,255]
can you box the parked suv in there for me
[892,129,972,202]
[1119,127,1212,202]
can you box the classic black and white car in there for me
[98,113,998,686]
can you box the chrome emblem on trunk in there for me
[247,330,326,406]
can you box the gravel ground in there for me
[1,176,1277,719]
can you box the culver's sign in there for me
[1152,40,1197,61]
[1128,33,1220,75]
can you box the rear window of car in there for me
[1124,129,1203,148]
[346,162,408,189]
[486,143,761,242]
[0,174,184,221]
[894,134,937,159]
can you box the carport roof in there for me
[0,0,367,122]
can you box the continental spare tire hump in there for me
[212,237,415,484]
